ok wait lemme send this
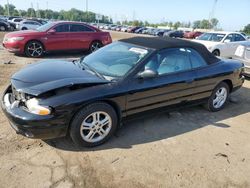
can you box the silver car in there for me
[234,42,250,76]
[17,20,42,30]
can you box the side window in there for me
[187,48,207,69]
[144,48,192,75]
[54,24,70,32]
[70,24,94,32]
[225,34,233,42]
[234,34,246,42]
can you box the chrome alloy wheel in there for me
[213,87,227,109]
[80,111,112,143]
[27,42,43,57]
[90,42,101,52]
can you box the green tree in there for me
[27,8,36,17]
[193,20,201,29]
[210,18,219,29]
[173,21,181,30]
[243,24,250,34]
[168,22,173,29]
[200,19,211,29]
[0,5,4,15]
[4,4,17,16]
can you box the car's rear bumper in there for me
[1,87,68,140]
[233,57,250,76]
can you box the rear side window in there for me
[145,48,192,75]
[234,34,246,42]
[187,48,207,69]
[54,24,70,32]
[70,24,94,32]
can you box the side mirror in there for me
[137,69,158,79]
[224,39,231,43]
[47,29,56,34]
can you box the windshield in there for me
[80,41,151,78]
[197,33,225,42]
[36,22,55,32]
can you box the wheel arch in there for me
[25,39,46,51]
[212,49,220,56]
[67,99,122,133]
[222,79,233,93]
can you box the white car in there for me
[17,20,42,30]
[193,31,247,58]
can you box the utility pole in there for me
[6,0,10,16]
[36,3,40,18]
[86,0,88,22]
[46,1,48,19]
[31,2,34,18]
[209,0,218,21]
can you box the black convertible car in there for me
[1,37,245,147]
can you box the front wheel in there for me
[25,41,44,57]
[70,102,118,147]
[212,50,220,56]
[89,41,102,53]
[206,82,229,112]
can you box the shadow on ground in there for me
[45,86,250,152]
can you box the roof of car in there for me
[207,31,242,35]
[119,36,220,64]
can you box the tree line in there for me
[0,4,111,23]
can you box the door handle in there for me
[185,79,194,84]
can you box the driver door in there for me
[126,48,196,116]
[45,24,71,51]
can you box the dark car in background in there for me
[234,42,250,76]
[0,19,11,31]
[1,37,244,147]
[164,30,184,38]
[128,26,142,33]
[2,21,112,57]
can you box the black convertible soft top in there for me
[119,37,220,64]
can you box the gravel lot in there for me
[0,31,250,188]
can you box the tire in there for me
[0,25,6,31]
[89,41,103,53]
[10,25,15,31]
[22,27,28,30]
[25,41,44,57]
[212,50,220,56]
[70,102,118,147]
[206,82,230,112]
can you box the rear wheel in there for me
[206,82,229,112]
[70,102,118,147]
[0,26,6,31]
[212,50,220,56]
[89,41,103,53]
[25,41,44,58]
[10,25,15,31]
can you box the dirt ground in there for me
[0,31,250,188]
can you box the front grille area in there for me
[11,85,24,101]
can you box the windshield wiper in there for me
[79,60,105,80]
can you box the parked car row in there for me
[92,23,204,39]
[0,16,48,31]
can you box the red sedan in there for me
[184,31,203,39]
[2,21,112,57]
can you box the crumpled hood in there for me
[11,60,110,96]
